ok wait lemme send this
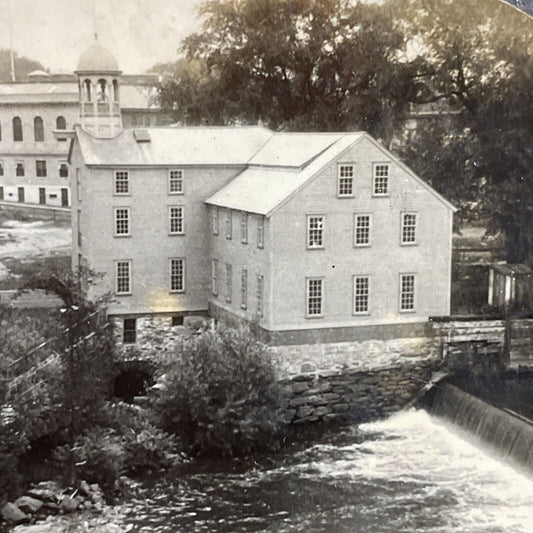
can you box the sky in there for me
[0,0,204,74]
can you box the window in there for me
[401,213,417,245]
[225,263,232,303]
[123,318,136,344]
[16,162,24,177]
[0,121,2,141]
[84,79,92,102]
[400,274,415,312]
[0,186,3,200]
[114,171,129,194]
[338,164,354,196]
[59,163,69,178]
[36,160,47,177]
[354,215,371,246]
[170,258,185,292]
[256,275,264,317]
[34,117,44,142]
[97,79,108,102]
[56,116,67,142]
[353,276,370,314]
[225,210,232,240]
[13,117,22,141]
[0,161,3,176]
[240,267,247,309]
[114,207,130,236]
[212,259,218,296]
[113,79,119,102]
[212,207,219,236]
[240,212,248,244]
[116,261,131,294]
[172,316,184,327]
[306,278,324,317]
[169,170,183,194]
[307,215,324,248]
[257,216,264,248]
[169,206,184,235]
[77,210,82,247]
[373,164,389,195]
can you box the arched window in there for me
[113,79,119,102]
[84,79,92,102]
[16,162,24,176]
[56,116,66,130]
[13,117,23,141]
[97,79,108,102]
[34,116,44,142]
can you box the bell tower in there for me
[75,44,122,138]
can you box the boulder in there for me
[14,496,44,514]
[59,495,82,512]
[1,502,27,524]
[27,481,62,502]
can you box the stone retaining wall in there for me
[281,360,435,425]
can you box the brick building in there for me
[66,45,456,345]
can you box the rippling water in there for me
[116,410,533,532]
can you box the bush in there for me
[157,325,286,457]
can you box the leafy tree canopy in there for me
[0,49,46,82]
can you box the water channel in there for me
[112,409,533,532]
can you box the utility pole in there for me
[7,0,16,81]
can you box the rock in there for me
[27,481,62,502]
[78,479,92,498]
[59,495,82,512]
[1,502,27,524]
[14,496,44,514]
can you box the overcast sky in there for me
[0,0,203,74]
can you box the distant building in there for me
[0,47,169,207]
[67,45,456,345]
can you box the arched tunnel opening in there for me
[113,369,153,403]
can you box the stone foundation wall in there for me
[281,361,435,425]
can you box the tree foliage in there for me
[157,325,286,457]
[159,0,422,142]
[0,49,45,82]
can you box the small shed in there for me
[488,263,533,309]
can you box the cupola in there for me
[75,44,122,138]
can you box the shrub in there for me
[157,325,286,457]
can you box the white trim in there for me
[354,213,372,247]
[399,273,416,313]
[168,205,185,235]
[306,277,324,318]
[353,275,371,315]
[337,163,355,197]
[168,169,184,195]
[113,170,130,195]
[114,206,131,237]
[169,257,186,293]
[307,214,325,249]
[116,260,132,295]
[400,211,418,246]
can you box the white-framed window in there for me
[354,214,371,246]
[401,213,417,245]
[213,207,219,236]
[169,206,184,235]
[257,216,264,249]
[306,277,324,317]
[225,210,232,240]
[169,169,184,194]
[114,170,129,194]
[240,212,248,244]
[307,215,324,248]
[170,258,185,292]
[225,263,232,303]
[240,267,248,309]
[373,163,389,195]
[400,274,415,312]
[338,164,354,197]
[212,259,218,296]
[114,207,130,236]
[256,275,264,317]
[353,276,370,315]
[116,260,131,294]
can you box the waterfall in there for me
[428,383,533,471]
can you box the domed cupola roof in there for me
[76,44,120,73]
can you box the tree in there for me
[397,0,533,262]
[0,49,45,82]
[158,0,422,142]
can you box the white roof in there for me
[207,133,363,215]
[76,126,274,166]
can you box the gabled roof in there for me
[206,133,363,215]
[75,125,274,166]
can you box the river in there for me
[108,409,533,532]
